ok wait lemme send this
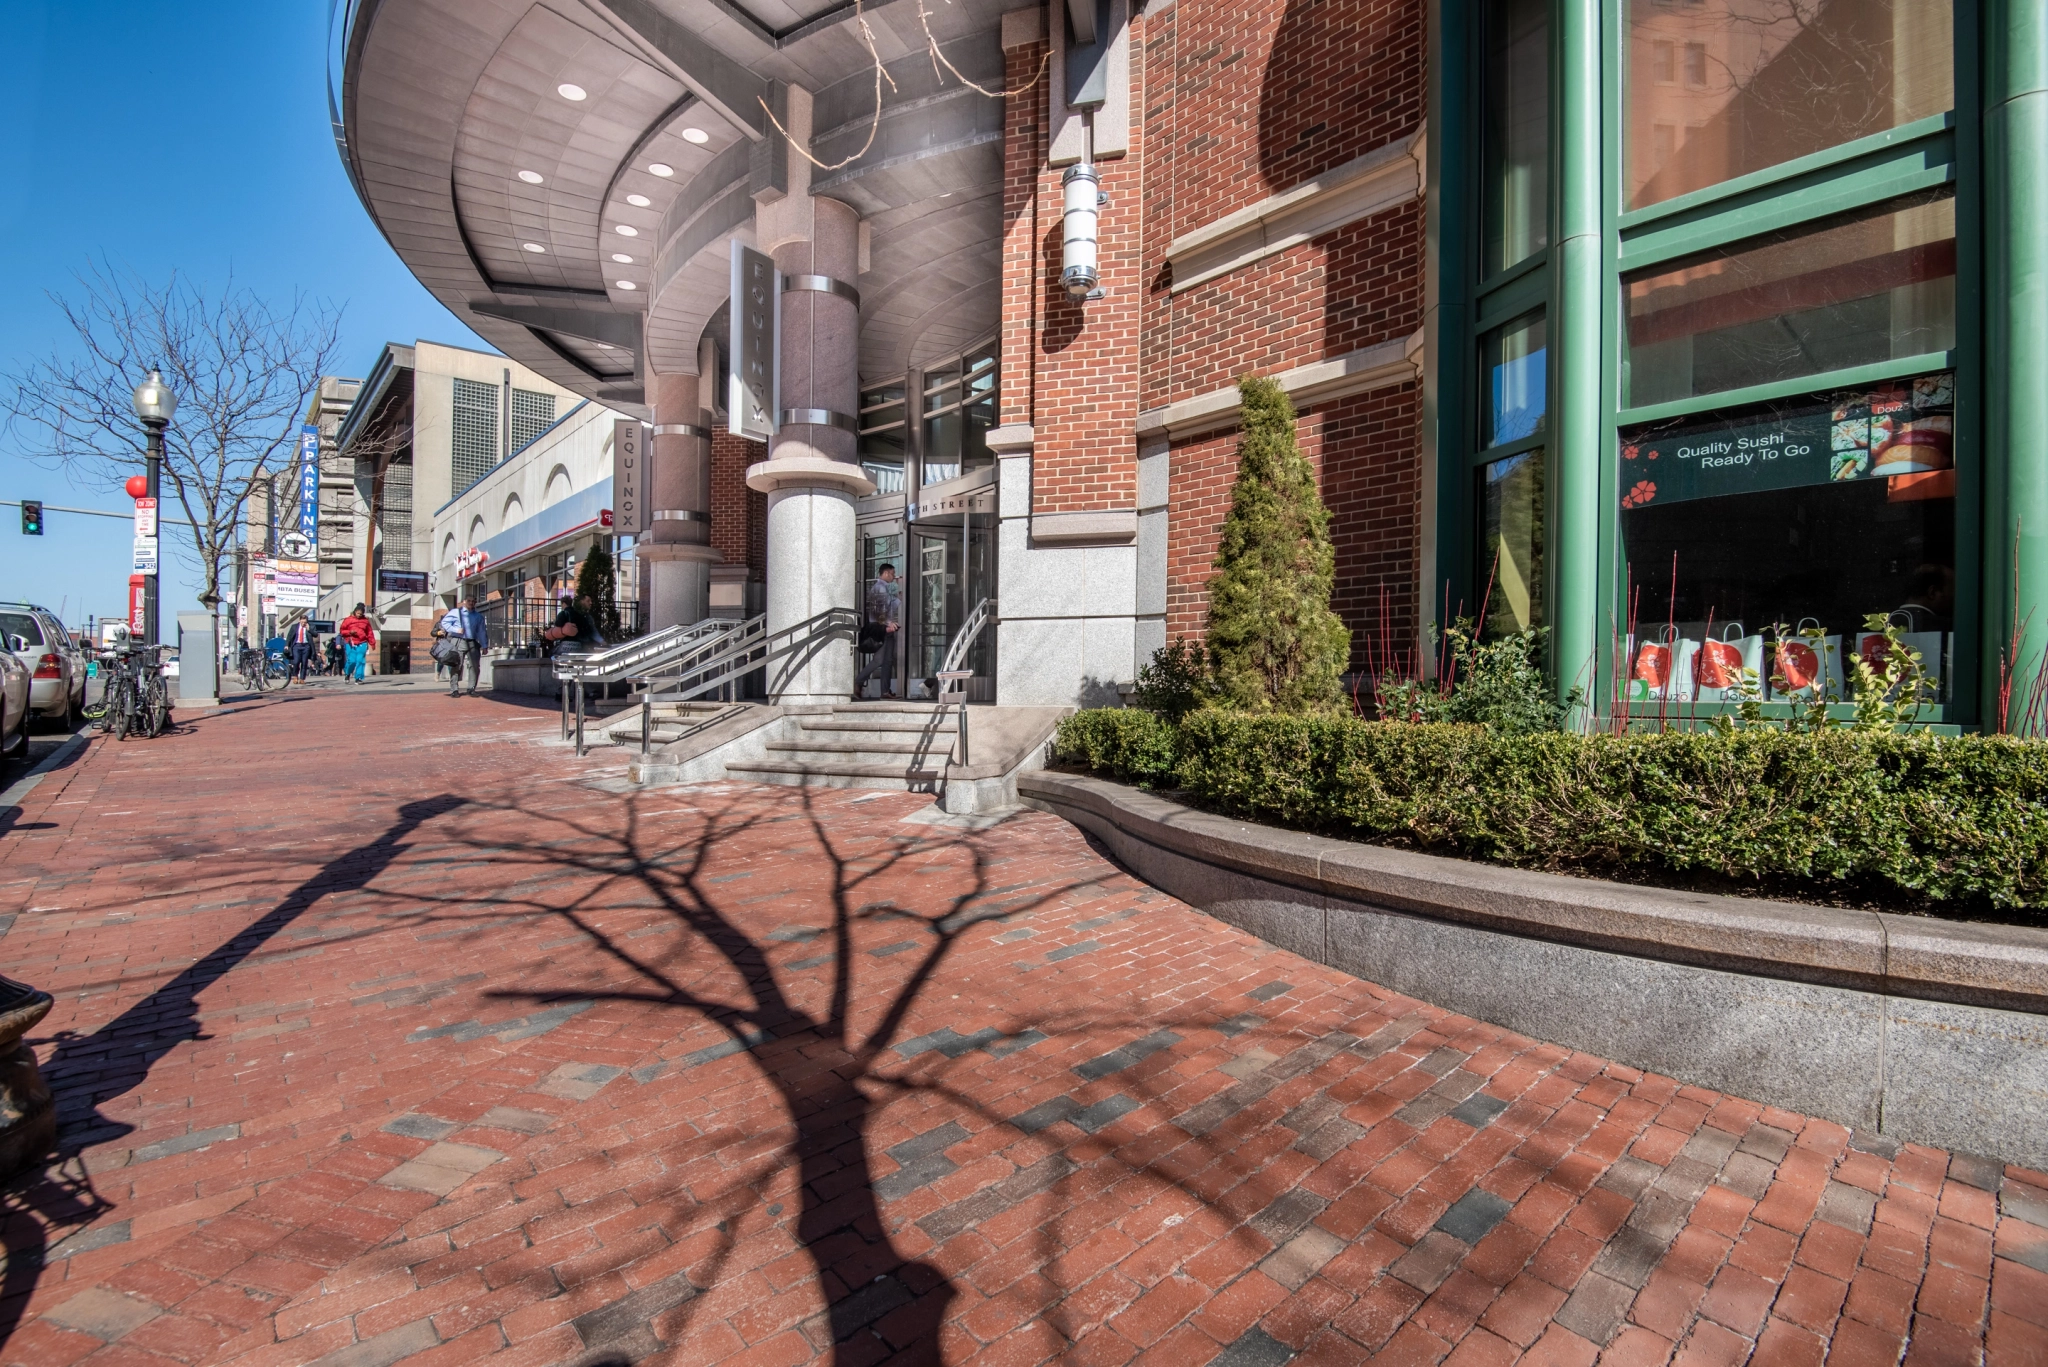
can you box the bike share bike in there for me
[82,624,173,740]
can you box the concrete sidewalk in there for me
[0,691,2040,1367]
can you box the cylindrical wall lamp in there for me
[1061,162,1101,299]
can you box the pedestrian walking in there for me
[339,604,376,684]
[435,596,488,697]
[285,617,313,684]
[854,563,900,699]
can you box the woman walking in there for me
[339,604,376,684]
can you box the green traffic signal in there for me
[21,500,42,535]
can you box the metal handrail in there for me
[562,617,745,753]
[936,597,996,765]
[595,607,860,758]
[555,617,729,683]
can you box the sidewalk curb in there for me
[0,725,95,809]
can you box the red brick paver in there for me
[1,692,2043,1366]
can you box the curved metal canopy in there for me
[335,0,1015,415]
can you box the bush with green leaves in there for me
[1204,376,1351,712]
[575,542,623,641]
[1380,620,1576,734]
[1052,708,2048,911]
[1133,638,1209,721]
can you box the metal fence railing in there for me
[482,594,643,658]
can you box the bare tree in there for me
[0,263,342,610]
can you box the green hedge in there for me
[1052,709,2048,910]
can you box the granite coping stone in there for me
[1019,769,2048,1015]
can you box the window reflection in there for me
[1483,0,1550,274]
[1483,311,1549,447]
[920,342,998,487]
[1625,190,1954,406]
[1480,450,1546,636]
[858,385,907,494]
[1626,0,1953,211]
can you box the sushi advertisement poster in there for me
[1618,372,1953,510]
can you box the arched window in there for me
[467,515,486,546]
[440,532,456,565]
[501,492,525,526]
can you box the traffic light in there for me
[20,500,42,535]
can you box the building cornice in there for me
[1135,329,1425,442]
[1164,125,1426,293]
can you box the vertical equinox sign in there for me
[729,241,778,444]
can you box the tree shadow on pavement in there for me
[373,782,1130,1365]
[372,778,1379,1367]
[1,795,468,1349]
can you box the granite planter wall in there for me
[1019,770,2048,1168]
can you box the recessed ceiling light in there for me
[614,224,638,237]
[648,162,675,177]
[612,253,634,263]
[615,280,637,291]
[626,193,651,208]
[557,82,587,101]
[522,242,547,253]
[517,170,544,184]
[680,128,709,144]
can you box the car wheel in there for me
[4,706,26,760]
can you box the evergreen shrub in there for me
[1051,709,2048,910]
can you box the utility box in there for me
[175,611,219,707]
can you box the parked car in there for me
[0,641,29,765]
[0,602,86,728]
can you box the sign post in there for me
[729,241,779,443]
[132,496,158,578]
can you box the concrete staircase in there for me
[725,702,959,791]
[599,699,746,749]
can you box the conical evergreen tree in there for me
[575,542,622,641]
[1203,375,1351,711]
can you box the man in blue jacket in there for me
[436,596,489,697]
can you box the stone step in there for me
[798,719,953,734]
[766,739,953,758]
[726,759,943,782]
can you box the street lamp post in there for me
[130,368,179,646]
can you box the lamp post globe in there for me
[131,368,179,427]
[131,368,177,646]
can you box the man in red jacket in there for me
[338,604,376,684]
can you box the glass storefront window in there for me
[1482,0,1549,275]
[1480,449,1546,636]
[1618,373,1955,700]
[921,343,998,487]
[1625,190,1955,407]
[1483,311,1549,447]
[859,385,907,494]
[1626,0,1953,211]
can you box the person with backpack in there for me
[338,604,376,684]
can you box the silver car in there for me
[0,643,29,766]
[0,603,86,728]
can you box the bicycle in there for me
[95,643,171,740]
[238,647,269,693]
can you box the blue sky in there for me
[0,0,489,634]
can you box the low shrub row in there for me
[1051,709,2048,910]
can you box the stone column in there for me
[642,370,716,630]
[748,193,872,701]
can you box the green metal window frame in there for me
[1432,0,1990,725]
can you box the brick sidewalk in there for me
[0,692,2042,1367]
